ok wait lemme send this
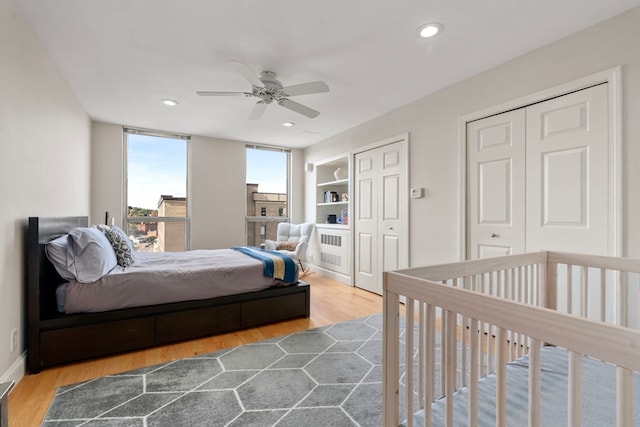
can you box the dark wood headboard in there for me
[26,216,87,323]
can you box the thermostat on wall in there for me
[410,188,424,199]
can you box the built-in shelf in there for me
[313,154,351,282]
[315,155,349,226]
[317,201,348,207]
[317,179,348,187]
[316,223,349,229]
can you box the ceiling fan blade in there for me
[230,60,264,88]
[248,102,268,120]
[196,91,252,96]
[278,98,320,118]
[281,81,329,97]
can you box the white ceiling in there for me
[14,0,640,148]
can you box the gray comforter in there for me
[61,249,285,313]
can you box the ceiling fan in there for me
[196,61,329,119]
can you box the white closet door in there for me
[354,140,407,294]
[467,110,526,259]
[526,84,609,254]
[468,83,609,259]
[354,149,377,292]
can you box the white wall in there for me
[189,135,247,249]
[0,0,90,382]
[91,121,123,226]
[304,6,640,267]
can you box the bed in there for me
[27,216,310,374]
[383,251,640,426]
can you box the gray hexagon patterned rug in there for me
[42,313,406,427]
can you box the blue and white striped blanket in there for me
[232,246,299,284]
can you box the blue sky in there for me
[246,147,287,194]
[128,134,187,209]
[128,134,287,209]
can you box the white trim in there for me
[458,67,622,260]
[608,67,623,258]
[351,132,410,155]
[0,352,25,386]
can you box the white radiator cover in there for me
[316,226,350,276]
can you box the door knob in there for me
[490,233,499,238]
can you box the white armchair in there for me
[264,223,314,273]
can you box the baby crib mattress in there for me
[408,346,640,426]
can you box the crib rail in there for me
[383,251,640,427]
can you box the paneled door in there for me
[354,140,407,294]
[467,109,526,258]
[525,84,609,253]
[468,83,610,258]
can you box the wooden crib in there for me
[383,251,640,427]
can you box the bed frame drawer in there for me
[156,304,241,343]
[241,292,308,328]
[40,317,155,366]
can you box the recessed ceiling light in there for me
[161,99,179,106]
[417,22,443,38]
[282,121,295,127]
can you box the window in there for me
[246,145,289,247]
[124,128,190,252]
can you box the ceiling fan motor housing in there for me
[252,71,283,104]
[258,71,282,89]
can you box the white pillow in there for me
[67,227,118,283]
[45,235,76,281]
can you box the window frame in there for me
[123,127,191,251]
[245,144,291,246]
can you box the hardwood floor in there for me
[8,273,382,426]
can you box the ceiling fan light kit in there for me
[197,61,329,120]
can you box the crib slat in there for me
[600,268,607,322]
[568,351,582,427]
[469,318,479,427]
[581,266,588,318]
[618,271,628,327]
[406,298,415,427]
[441,280,450,396]
[616,367,633,427]
[445,310,456,427]
[528,340,541,427]
[425,304,435,427]
[418,303,425,411]
[382,288,400,427]
[496,327,507,427]
[461,274,471,388]
[567,265,573,314]
[480,274,484,379]
[545,260,557,311]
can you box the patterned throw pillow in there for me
[111,225,136,255]
[97,225,135,267]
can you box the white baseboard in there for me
[0,352,26,386]
[308,264,352,285]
